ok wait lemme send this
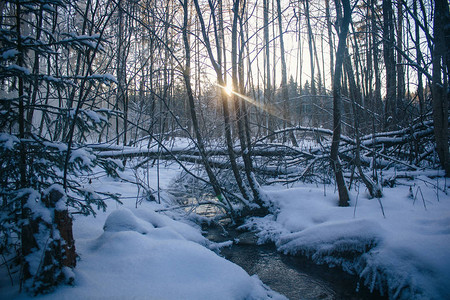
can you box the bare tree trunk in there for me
[382,0,396,128]
[325,0,334,84]
[396,2,405,116]
[276,0,298,146]
[331,0,350,207]
[344,49,382,198]
[181,0,233,212]
[26,6,43,132]
[195,0,250,201]
[349,22,363,97]
[15,1,34,284]
[413,0,424,119]
[431,0,450,176]
[232,0,267,209]
[304,0,316,97]
[371,0,382,123]
[295,0,303,126]
[62,0,92,141]
[304,0,317,126]
[263,0,273,138]
[116,0,129,146]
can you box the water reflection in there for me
[205,226,386,300]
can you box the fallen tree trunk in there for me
[92,144,303,159]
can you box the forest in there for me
[0,0,449,298]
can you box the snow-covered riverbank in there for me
[1,163,449,299]
[243,176,450,299]
[0,164,285,300]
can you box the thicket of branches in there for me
[89,0,448,205]
[0,0,449,294]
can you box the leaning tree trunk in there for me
[180,0,234,213]
[344,50,382,198]
[232,0,267,210]
[431,0,450,176]
[193,0,250,201]
[331,0,351,207]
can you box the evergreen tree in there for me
[0,1,120,294]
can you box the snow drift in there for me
[2,203,285,299]
[243,182,450,300]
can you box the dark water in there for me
[205,225,386,300]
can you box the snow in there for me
[96,146,193,158]
[1,164,285,300]
[86,74,117,84]
[42,4,56,13]
[7,64,31,75]
[83,109,108,124]
[22,188,52,224]
[0,133,19,150]
[43,75,64,84]
[242,181,450,299]
[2,49,19,60]
[60,33,104,51]
[2,138,449,299]
[69,147,95,167]
[78,206,278,300]
[44,184,68,211]
[43,141,68,152]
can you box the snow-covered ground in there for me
[1,159,449,299]
[0,163,285,300]
[243,175,450,299]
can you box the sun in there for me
[224,82,233,96]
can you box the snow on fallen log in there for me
[91,144,303,160]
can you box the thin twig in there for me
[377,197,386,218]
[1,253,14,286]
[414,186,427,210]
[353,183,360,218]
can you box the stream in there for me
[204,224,386,300]
[170,188,385,299]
